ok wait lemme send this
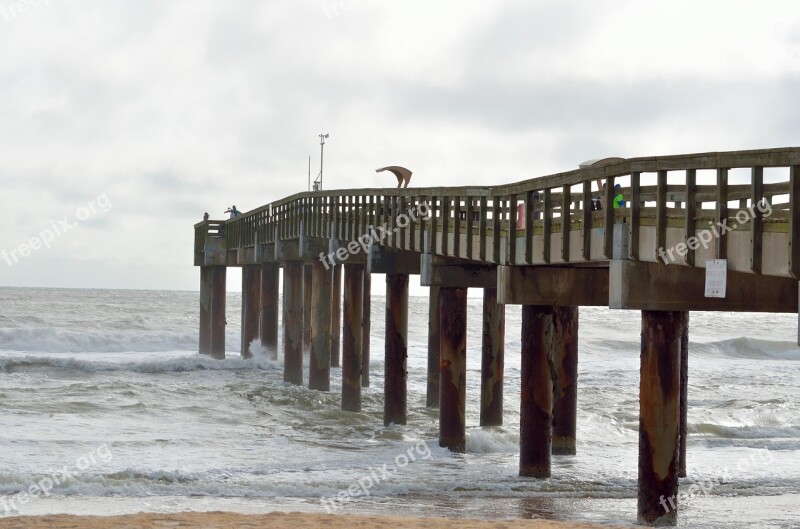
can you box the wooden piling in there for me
[199,266,211,355]
[283,262,304,385]
[362,271,372,387]
[678,313,690,478]
[303,264,312,350]
[342,264,364,412]
[259,263,279,359]
[520,305,553,477]
[427,286,441,409]
[209,266,227,360]
[309,261,332,391]
[384,273,408,426]
[241,265,261,359]
[638,310,685,526]
[439,287,467,452]
[480,287,505,426]
[331,264,342,368]
[552,306,578,455]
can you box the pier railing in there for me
[195,147,800,278]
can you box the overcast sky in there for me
[1,0,799,291]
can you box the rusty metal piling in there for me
[439,287,467,452]
[331,264,342,368]
[520,305,553,477]
[309,261,332,391]
[199,266,211,355]
[283,262,304,385]
[638,310,686,526]
[427,286,441,409]
[259,263,279,359]
[552,306,578,455]
[342,264,364,411]
[209,266,227,360]
[241,265,261,359]
[362,272,371,387]
[384,273,408,426]
[480,287,505,426]
[303,264,312,350]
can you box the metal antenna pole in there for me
[319,133,329,190]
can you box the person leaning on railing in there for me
[594,179,626,209]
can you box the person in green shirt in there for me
[612,183,626,208]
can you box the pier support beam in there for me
[199,266,212,356]
[427,286,441,409]
[309,261,332,391]
[678,313,690,478]
[259,263,279,359]
[480,287,505,426]
[384,273,408,426]
[241,265,261,359]
[439,287,468,452]
[552,306,579,455]
[210,266,227,360]
[303,264,312,350]
[283,262,304,385]
[362,271,372,387]
[331,264,342,368]
[638,310,686,526]
[520,305,553,478]
[342,264,364,412]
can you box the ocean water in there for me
[0,286,798,528]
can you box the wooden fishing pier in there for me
[193,147,800,526]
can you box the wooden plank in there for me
[684,170,696,266]
[543,188,552,263]
[656,171,667,261]
[629,172,641,260]
[497,266,609,306]
[610,260,798,312]
[582,181,591,260]
[492,197,501,264]
[525,190,534,264]
[453,196,462,258]
[716,168,729,260]
[603,175,615,259]
[508,195,517,264]
[465,196,474,259]
[442,196,451,256]
[479,196,487,262]
[561,184,571,262]
[751,167,764,273]
[791,165,800,279]
[429,196,438,255]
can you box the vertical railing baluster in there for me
[684,170,697,266]
[561,184,571,262]
[543,188,552,263]
[582,181,591,260]
[656,171,667,262]
[716,168,729,260]
[508,195,517,264]
[751,167,764,273]
[630,172,641,261]
[603,175,616,260]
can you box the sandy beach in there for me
[0,512,627,529]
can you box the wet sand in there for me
[0,512,628,529]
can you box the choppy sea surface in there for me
[0,287,798,528]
